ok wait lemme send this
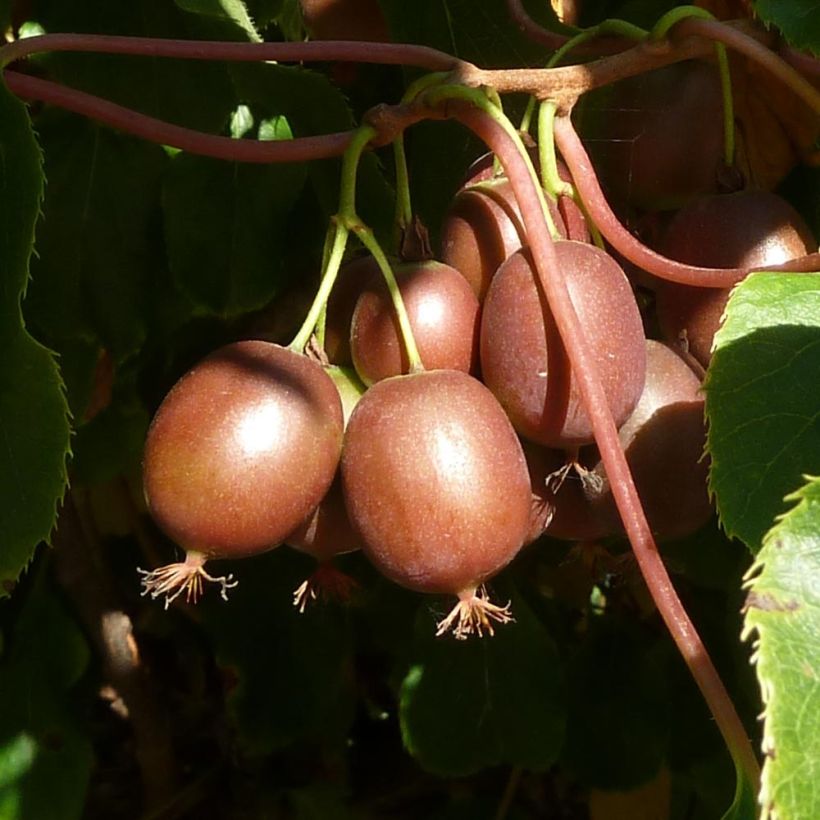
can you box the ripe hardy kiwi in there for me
[286,365,365,611]
[655,190,817,366]
[578,60,727,212]
[536,341,712,542]
[350,260,480,385]
[440,173,587,302]
[480,242,646,448]
[140,341,344,606]
[341,369,531,638]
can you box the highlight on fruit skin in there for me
[139,340,344,607]
[340,368,532,639]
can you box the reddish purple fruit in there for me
[439,177,528,301]
[341,369,531,638]
[350,260,480,385]
[140,341,344,606]
[480,242,646,448]
[537,341,713,542]
[286,365,365,611]
[579,60,727,211]
[325,255,380,366]
[440,174,588,302]
[655,190,817,366]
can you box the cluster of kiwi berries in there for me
[138,57,817,639]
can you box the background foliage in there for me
[0,1,818,818]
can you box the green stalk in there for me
[289,125,375,353]
[393,135,413,232]
[355,227,424,373]
[289,221,349,354]
[651,6,736,167]
[393,73,450,239]
[537,100,572,199]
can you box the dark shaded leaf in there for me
[399,582,565,777]
[0,84,70,594]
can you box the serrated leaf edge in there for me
[739,475,820,820]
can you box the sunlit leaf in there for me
[705,272,820,552]
[742,475,820,820]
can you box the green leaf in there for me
[705,272,820,552]
[0,84,70,595]
[162,147,307,316]
[174,0,262,41]
[229,63,395,241]
[25,115,168,361]
[754,1,820,56]
[742,475,820,820]
[35,0,235,132]
[378,0,561,68]
[399,583,566,777]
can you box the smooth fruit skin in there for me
[350,260,480,385]
[656,190,817,366]
[595,340,712,540]
[143,341,344,559]
[480,242,646,448]
[440,178,529,302]
[287,474,360,561]
[325,255,380,366]
[540,341,712,542]
[341,370,531,596]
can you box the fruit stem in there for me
[0,32,460,72]
[4,70,354,163]
[355,226,425,373]
[552,115,748,287]
[651,7,736,168]
[673,17,820,115]
[424,83,562,241]
[393,132,413,233]
[519,18,646,135]
[391,73,450,237]
[289,220,350,354]
[536,101,572,200]
[445,99,761,796]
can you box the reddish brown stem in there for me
[779,45,820,85]
[505,0,633,55]
[505,0,570,49]
[0,32,460,71]
[4,70,354,162]
[554,116,820,286]
[552,116,747,288]
[446,100,761,791]
[674,17,820,112]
